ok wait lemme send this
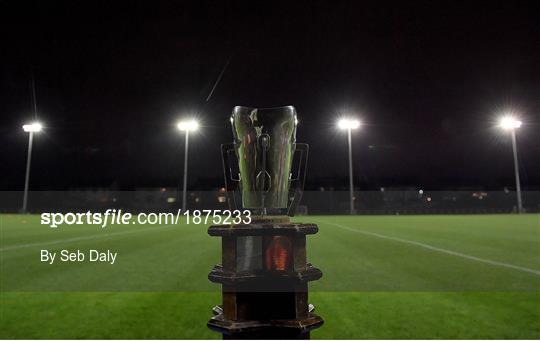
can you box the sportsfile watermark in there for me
[40,209,252,228]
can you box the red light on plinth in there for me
[265,236,292,271]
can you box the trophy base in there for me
[207,219,323,339]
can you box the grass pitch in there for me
[1,214,539,339]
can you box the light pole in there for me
[338,118,361,214]
[22,122,43,213]
[499,116,523,213]
[177,119,199,212]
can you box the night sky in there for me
[1,1,539,190]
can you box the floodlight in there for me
[496,114,524,213]
[21,121,44,213]
[338,118,361,130]
[176,119,199,211]
[499,116,522,130]
[336,117,361,214]
[177,120,199,131]
[22,122,43,133]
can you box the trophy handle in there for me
[221,143,241,210]
[287,143,309,216]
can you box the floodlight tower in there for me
[499,116,523,213]
[21,122,43,213]
[338,118,361,214]
[177,119,199,212]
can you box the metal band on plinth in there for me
[207,107,323,339]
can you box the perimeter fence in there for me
[1,190,538,215]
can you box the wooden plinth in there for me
[207,218,323,339]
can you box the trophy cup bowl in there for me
[230,105,296,210]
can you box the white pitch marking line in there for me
[326,221,540,276]
[0,224,175,252]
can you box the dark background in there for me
[1,0,539,191]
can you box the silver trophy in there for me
[222,105,308,216]
[208,105,323,339]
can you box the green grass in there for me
[1,214,539,339]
